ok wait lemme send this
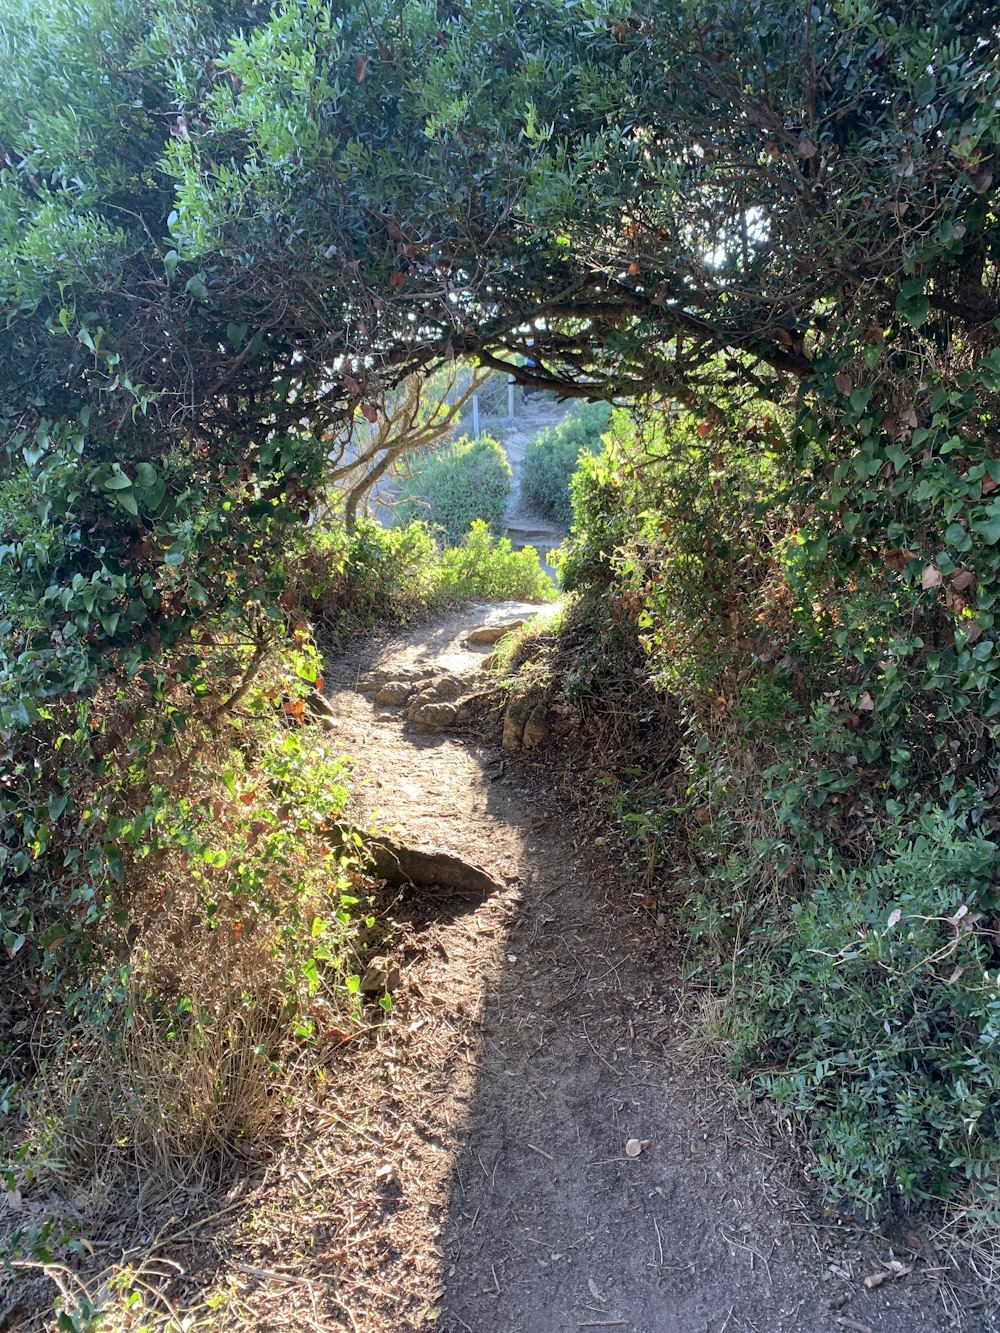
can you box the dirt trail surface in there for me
[497,396,568,570]
[318,605,989,1333]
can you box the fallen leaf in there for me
[354,52,369,82]
[951,569,975,591]
[857,691,875,711]
[624,1138,649,1158]
[834,372,853,396]
[587,1278,604,1302]
[360,403,378,424]
[883,547,910,572]
[886,908,902,929]
[921,564,943,590]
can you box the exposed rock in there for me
[502,691,536,751]
[359,955,401,995]
[357,665,435,695]
[375,679,415,706]
[424,672,470,701]
[408,699,459,728]
[304,692,338,725]
[466,618,527,646]
[522,702,551,749]
[358,834,503,897]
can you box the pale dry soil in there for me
[313,605,993,1333]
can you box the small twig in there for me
[581,1020,623,1078]
[207,635,270,723]
[834,1318,873,1333]
[720,1228,772,1289]
[653,1215,664,1267]
[577,1321,628,1328]
[232,1262,317,1287]
[527,1142,554,1161]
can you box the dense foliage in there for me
[296,515,554,631]
[394,433,511,545]
[0,0,999,1251]
[520,402,611,526]
[558,405,1000,1224]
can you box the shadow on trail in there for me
[430,750,969,1333]
[323,609,979,1333]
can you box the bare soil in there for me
[314,606,993,1333]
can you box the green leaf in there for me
[185,273,209,300]
[972,515,1000,544]
[102,471,133,490]
[897,294,931,328]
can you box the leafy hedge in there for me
[555,405,1000,1229]
[395,434,511,546]
[520,401,611,526]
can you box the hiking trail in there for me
[309,603,984,1333]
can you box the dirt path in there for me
[495,396,568,573]
[319,606,990,1333]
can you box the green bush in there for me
[439,520,556,603]
[520,401,612,526]
[728,812,1000,1218]
[548,401,1000,1229]
[294,516,554,631]
[395,434,511,546]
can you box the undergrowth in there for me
[295,516,554,640]
[1,499,554,1329]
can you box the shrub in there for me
[294,516,554,628]
[723,812,1000,1219]
[438,520,556,603]
[520,401,612,526]
[395,433,511,546]
[544,400,1000,1231]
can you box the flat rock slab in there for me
[464,600,559,647]
[466,619,526,646]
